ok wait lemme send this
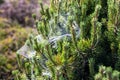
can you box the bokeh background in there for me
[0,0,49,79]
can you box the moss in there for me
[0,17,33,79]
[0,26,32,53]
[0,54,7,65]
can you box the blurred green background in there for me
[0,0,49,79]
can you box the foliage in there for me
[94,65,120,80]
[16,0,120,80]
